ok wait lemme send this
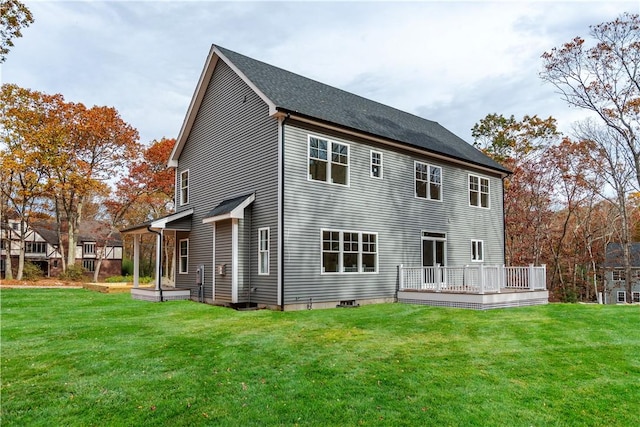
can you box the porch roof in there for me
[120,209,194,235]
[203,193,255,224]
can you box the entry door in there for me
[422,232,446,284]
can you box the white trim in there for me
[421,231,447,267]
[202,194,256,224]
[370,150,383,179]
[179,169,190,206]
[258,227,270,276]
[212,224,216,301]
[414,161,443,202]
[277,117,284,306]
[307,134,350,187]
[231,218,239,303]
[468,173,490,209]
[179,238,189,274]
[320,229,378,275]
[616,290,626,303]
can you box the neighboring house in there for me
[0,219,122,280]
[123,44,548,309]
[603,243,640,304]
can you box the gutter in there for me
[146,226,164,302]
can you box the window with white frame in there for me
[370,150,383,179]
[83,242,96,256]
[83,259,95,272]
[258,228,269,275]
[308,136,349,185]
[617,291,626,303]
[469,174,490,208]
[321,230,377,274]
[179,239,189,274]
[471,240,484,262]
[180,170,189,205]
[632,292,640,303]
[612,270,626,281]
[415,161,441,201]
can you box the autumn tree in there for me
[0,0,34,62]
[472,114,560,267]
[0,84,58,279]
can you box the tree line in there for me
[1,10,639,302]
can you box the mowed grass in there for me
[1,290,639,426]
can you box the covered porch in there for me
[120,209,194,302]
[397,264,548,309]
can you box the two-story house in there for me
[603,243,640,304]
[123,44,548,309]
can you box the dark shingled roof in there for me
[216,45,509,175]
[204,193,255,219]
[604,243,640,268]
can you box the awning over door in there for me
[203,193,255,224]
[120,208,194,235]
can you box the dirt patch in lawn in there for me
[0,278,84,288]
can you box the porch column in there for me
[155,231,162,291]
[133,234,140,289]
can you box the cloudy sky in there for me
[3,0,638,146]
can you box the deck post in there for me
[479,264,485,294]
[435,264,441,292]
[529,264,535,290]
[399,264,404,290]
[498,264,504,293]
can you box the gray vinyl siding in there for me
[173,59,279,305]
[214,220,232,302]
[282,120,505,304]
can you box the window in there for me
[632,292,640,303]
[179,239,189,274]
[258,228,269,275]
[612,270,626,281]
[308,136,349,185]
[617,291,626,303]
[83,242,96,256]
[469,175,490,208]
[83,259,95,272]
[370,150,383,178]
[180,170,189,205]
[471,240,484,262]
[25,242,46,254]
[321,230,377,274]
[415,161,441,200]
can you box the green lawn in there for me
[1,289,639,426]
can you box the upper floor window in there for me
[258,228,270,275]
[83,242,96,256]
[415,161,441,201]
[469,174,489,208]
[308,136,349,186]
[370,150,383,179]
[25,241,46,254]
[180,170,189,205]
[321,229,377,274]
[471,240,484,262]
[179,239,189,274]
[612,270,625,281]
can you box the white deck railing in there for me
[398,264,547,294]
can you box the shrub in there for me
[59,264,86,282]
[105,275,153,284]
[121,259,133,276]
[22,261,43,280]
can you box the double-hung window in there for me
[258,228,270,275]
[321,230,377,274]
[370,150,383,178]
[471,240,484,262]
[612,270,625,281]
[617,291,626,303]
[469,174,489,208]
[632,292,640,303]
[179,239,189,274]
[83,242,96,256]
[308,136,349,185]
[415,161,441,200]
[180,170,189,205]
